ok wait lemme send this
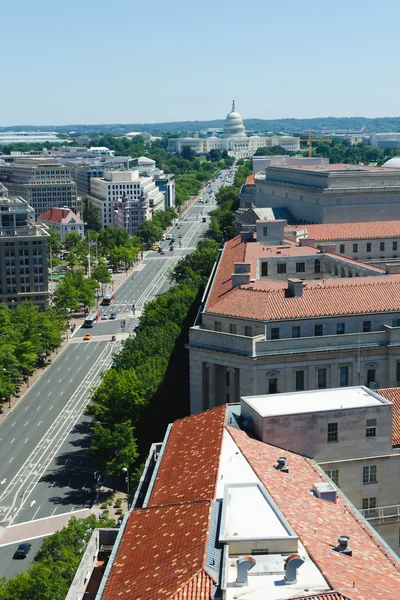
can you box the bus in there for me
[102,292,115,306]
[84,312,99,327]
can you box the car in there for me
[153,246,160,252]
[13,543,32,559]
[161,234,166,241]
[178,234,182,238]
[111,362,117,369]
[171,236,175,242]
[160,249,166,255]
[109,312,116,320]
[83,333,92,341]
[170,245,174,251]
[108,268,113,274]
[166,233,172,240]
[101,313,109,320]
[180,223,184,227]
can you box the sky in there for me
[2,0,400,126]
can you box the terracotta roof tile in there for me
[228,427,400,600]
[287,593,352,600]
[207,237,246,310]
[102,501,214,600]
[149,406,226,506]
[38,207,83,224]
[377,388,400,446]
[303,221,400,242]
[246,174,255,185]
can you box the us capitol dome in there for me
[382,157,400,169]
[222,100,246,137]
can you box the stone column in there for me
[227,367,236,403]
[206,363,216,408]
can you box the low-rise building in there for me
[188,219,400,414]
[71,403,399,600]
[0,184,49,308]
[38,206,84,242]
[255,163,400,223]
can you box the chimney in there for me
[236,556,256,585]
[284,554,305,583]
[386,263,400,274]
[287,278,303,297]
[232,272,251,288]
[233,262,251,274]
[275,456,289,473]
[333,535,352,556]
[299,237,315,248]
[319,243,337,254]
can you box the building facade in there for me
[188,220,400,415]
[168,101,300,158]
[0,184,49,308]
[38,207,84,242]
[0,158,78,216]
[255,163,400,223]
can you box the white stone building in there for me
[168,102,300,158]
[188,219,400,415]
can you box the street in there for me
[0,167,232,572]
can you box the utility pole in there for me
[88,237,91,278]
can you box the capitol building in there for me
[167,101,300,157]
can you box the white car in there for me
[161,234,166,241]
[166,233,172,240]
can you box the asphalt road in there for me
[0,166,234,576]
[0,536,45,579]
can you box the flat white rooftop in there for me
[242,386,388,417]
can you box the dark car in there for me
[109,312,116,320]
[13,543,32,559]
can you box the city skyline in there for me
[2,0,400,126]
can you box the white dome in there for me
[382,157,400,169]
[223,101,246,137]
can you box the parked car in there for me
[13,543,32,559]
[109,312,116,320]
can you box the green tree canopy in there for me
[135,220,163,248]
[63,231,83,252]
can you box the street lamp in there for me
[122,467,129,497]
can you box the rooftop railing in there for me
[359,504,400,524]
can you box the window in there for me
[292,326,301,338]
[261,262,268,277]
[326,469,339,486]
[366,242,372,252]
[314,324,323,336]
[363,320,371,333]
[214,321,222,332]
[337,323,345,334]
[277,263,287,274]
[363,465,377,484]
[392,319,400,327]
[296,262,305,273]
[268,377,278,394]
[262,226,268,236]
[245,326,253,337]
[362,497,377,510]
[366,418,377,438]
[271,327,280,340]
[314,259,321,273]
[295,370,305,391]
[353,243,358,253]
[380,242,385,252]
[340,366,349,387]
[318,368,327,389]
[327,422,338,443]
[367,369,376,387]
[340,244,345,253]
[393,241,398,251]
[229,324,237,335]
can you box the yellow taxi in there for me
[83,333,92,341]
[153,245,160,252]
[180,223,184,227]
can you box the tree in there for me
[82,198,101,231]
[92,263,112,284]
[171,239,219,287]
[91,421,139,475]
[254,145,288,156]
[63,231,83,252]
[87,368,146,424]
[47,230,61,257]
[180,146,196,161]
[135,220,163,248]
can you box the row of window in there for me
[215,321,253,337]
[327,419,377,443]
[325,466,377,486]
[269,365,375,393]
[340,241,398,254]
[271,320,373,340]
[261,260,319,277]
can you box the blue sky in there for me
[2,0,400,125]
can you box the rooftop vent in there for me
[275,456,289,473]
[312,481,337,504]
[284,553,305,583]
[236,555,256,585]
[287,278,303,297]
[333,535,352,556]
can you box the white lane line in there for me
[48,392,52,396]
[24,421,29,427]
[24,406,29,411]
[36,392,40,397]
[37,421,42,427]
[51,507,57,516]
[56,367,60,372]
[11,422,15,427]
[24,438,29,444]
[49,405,53,410]
[31,506,41,521]
[10,438,15,444]
[58,378,62,383]
[9,457,14,463]
[69,378,73,383]
[36,406,41,411]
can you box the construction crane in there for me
[300,132,332,157]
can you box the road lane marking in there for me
[10,438,15,444]
[51,507,57,516]
[24,421,29,427]
[24,406,29,411]
[36,406,41,411]
[11,422,15,427]
[31,506,41,520]
[58,378,62,383]
[9,457,14,463]
[24,438,29,444]
[49,405,53,410]
[37,421,41,427]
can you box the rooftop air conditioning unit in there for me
[312,481,337,504]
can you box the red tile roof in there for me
[302,221,400,242]
[377,388,400,446]
[207,237,246,310]
[102,501,214,600]
[38,207,83,224]
[287,594,352,600]
[246,174,255,185]
[228,427,400,600]
[149,406,226,506]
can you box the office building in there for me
[68,402,399,600]
[0,184,49,308]
[136,156,176,209]
[255,163,400,223]
[66,156,130,197]
[0,158,78,216]
[38,207,84,242]
[0,131,60,146]
[370,132,400,149]
[188,219,400,414]
[88,170,164,230]
[168,101,300,157]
